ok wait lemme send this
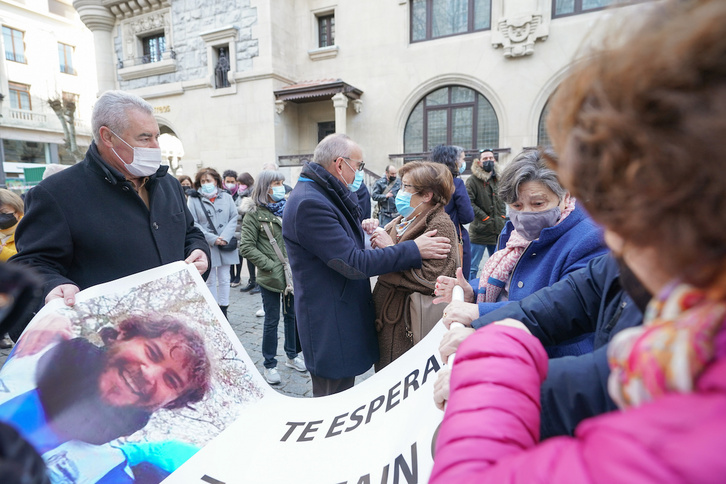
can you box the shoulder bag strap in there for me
[261,222,294,290]
[382,179,396,196]
[197,198,218,235]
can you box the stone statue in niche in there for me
[494,14,547,58]
[215,50,231,88]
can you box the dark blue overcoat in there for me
[283,165,421,379]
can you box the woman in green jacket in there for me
[239,170,304,385]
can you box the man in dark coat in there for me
[371,165,400,226]
[11,91,209,311]
[283,133,452,397]
[466,149,506,279]
[436,253,647,439]
[355,181,371,219]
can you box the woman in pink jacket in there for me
[430,1,726,482]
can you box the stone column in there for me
[73,0,117,94]
[332,92,348,134]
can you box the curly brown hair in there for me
[102,315,211,410]
[398,161,455,206]
[546,0,726,287]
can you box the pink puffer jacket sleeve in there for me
[431,323,726,483]
[430,324,550,482]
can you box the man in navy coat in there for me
[12,91,209,311]
[283,133,452,397]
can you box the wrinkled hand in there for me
[441,300,479,329]
[433,267,475,304]
[14,313,74,358]
[439,326,475,364]
[494,318,532,334]
[361,218,380,235]
[185,249,209,274]
[433,367,451,411]
[370,227,394,249]
[45,284,80,306]
[413,230,451,260]
[214,237,228,246]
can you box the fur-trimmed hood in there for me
[238,196,257,215]
[470,159,498,182]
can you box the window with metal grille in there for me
[318,14,335,47]
[411,0,491,43]
[8,82,31,110]
[553,0,612,18]
[142,33,166,63]
[58,42,75,74]
[404,85,498,153]
[538,100,552,147]
[3,26,26,63]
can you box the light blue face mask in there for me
[200,182,216,194]
[395,190,421,218]
[270,185,286,202]
[348,169,364,192]
[458,162,466,175]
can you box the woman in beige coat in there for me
[370,161,458,370]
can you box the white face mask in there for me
[108,128,162,177]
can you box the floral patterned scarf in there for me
[476,197,576,303]
[608,282,726,409]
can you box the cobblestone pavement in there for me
[219,277,373,398]
[0,270,374,399]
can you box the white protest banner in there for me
[0,262,446,483]
[168,324,446,484]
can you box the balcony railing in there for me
[117,48,176,69]
[8,109,46,123]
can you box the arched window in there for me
[537,99,552,147]
[404,85,498,153]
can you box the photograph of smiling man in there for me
[0,262,265,483]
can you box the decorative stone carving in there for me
[492,14,548,58]
[275,100,286,115]
[120,8,172,64]
[130,12,165,34]
[352,99,363,114]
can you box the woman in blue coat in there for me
[431,145,475,278]
[435,148,607,355]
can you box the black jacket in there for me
[471,254,644,439]
[11,142,209,299]
[371,176,400,217]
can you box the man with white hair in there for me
[283,133,451,396]
[11,90,209,312]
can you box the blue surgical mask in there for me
[509,206,561,241]
[200,182,216,195]
[270,185,286,202]
[395,190,421,219]
[458,162,466,175]
[348,169,364,192]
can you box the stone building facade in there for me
[73,0,648,180]
[0,0,96,189]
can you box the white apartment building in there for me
[0,0,97,190]
[67,0,646,182]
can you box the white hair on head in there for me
[313,133,354,168]
[42,164,67,180]
[91,90,153,143]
